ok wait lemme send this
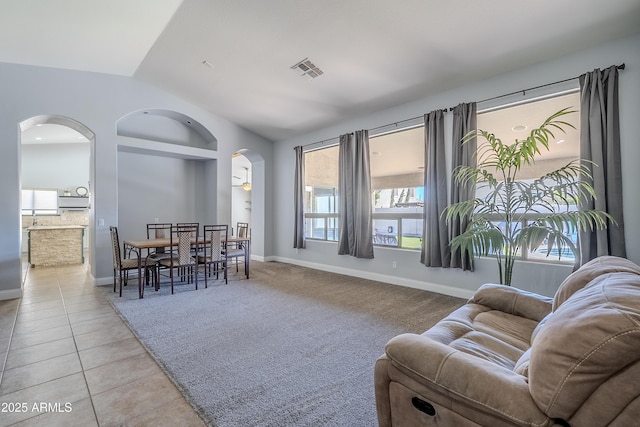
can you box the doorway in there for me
[19,116,94,270]
[232,153,252,237]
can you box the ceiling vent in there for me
[290,58,324,80]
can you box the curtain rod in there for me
[302,63,625,149]
[450,62,626,110]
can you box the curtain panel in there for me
[337,130,374,259]
[293,146,306,249]
[578,66,626,265]
[450,102,477,271]
[421,109,449,267]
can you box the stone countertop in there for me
[27,225,86,231]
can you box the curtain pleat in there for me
[577,66,626,266]
[293,146,306,249]
[450,102,476,271]
[337,130,374,259]
[421,110,449,267]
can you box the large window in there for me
[304,145,339,241]
[303,126,425,249]
[476,91,581,263]
[369,126,424,249]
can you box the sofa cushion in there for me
[471,283,552,322]
[424,303,538,370]
[529,271,640,419]
[553,255,640,310]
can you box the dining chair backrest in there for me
[172,224,198,265]
[109,226,122,268]
[203,225,227,262]
[177,222,199,237]
[147,223,172,239]
[237,222,249,239]
[147,223,172,254]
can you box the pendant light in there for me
[241,167,251,191]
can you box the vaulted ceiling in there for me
[2,0,639,142]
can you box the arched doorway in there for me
[232,153,252,236]
[19,115,95,273]
[231,149,267,261]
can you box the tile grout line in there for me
[55,270,102,427]
[0,266,33,387]
[0,298,21,389]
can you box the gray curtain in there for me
[450,102,477,270]
[337,130,374,258]
[578,66,626,265]
[293,146,305,249]
[421,110,449,267]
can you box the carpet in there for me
[108,262,465,426]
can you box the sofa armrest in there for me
[470,283,552,322]
[385,333,549,426]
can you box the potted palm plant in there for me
[445,108,610,285]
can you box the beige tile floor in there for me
[0,262,206,427]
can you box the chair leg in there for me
[119,270,124,297]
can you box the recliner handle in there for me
[412,397,436,416]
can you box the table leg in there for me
[126,244,144,299]
[244,241,250,279]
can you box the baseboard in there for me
[269,257,475,300]
[94,276,113,286]
[0,288,23,301]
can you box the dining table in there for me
[122,236,251,298]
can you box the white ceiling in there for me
[2,0,639,142]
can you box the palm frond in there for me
[447,108,610,285]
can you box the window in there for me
[304,145,339,241]
[22,188,58,215]
[476,91,581,263]
[303,127,425,249]
[369,126,424,249]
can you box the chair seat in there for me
[159,256,196,267]
[226,248,244,257]
[197,255,224,263]
[120,258,139,269]
[147,252,170,262]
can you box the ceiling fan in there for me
[232,167,251,191]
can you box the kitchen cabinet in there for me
[58,196,89,210]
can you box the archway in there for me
[19,115,95,275]
[232,149,266,261]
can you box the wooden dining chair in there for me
[198,224,228,286]
[158,224,199,294]
[109,226,140,297]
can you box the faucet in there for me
[32,216,37,226]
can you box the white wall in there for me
[0,62,274,299]
[273,34,640,298]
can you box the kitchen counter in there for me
[27,225,85,267]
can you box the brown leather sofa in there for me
[375,256,640,426]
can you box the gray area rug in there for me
[108,262,464,426]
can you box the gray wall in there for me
[116,152,209,241]
[0,62,274,299]
[273,34,640,298]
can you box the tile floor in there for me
[0,261,206,427]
